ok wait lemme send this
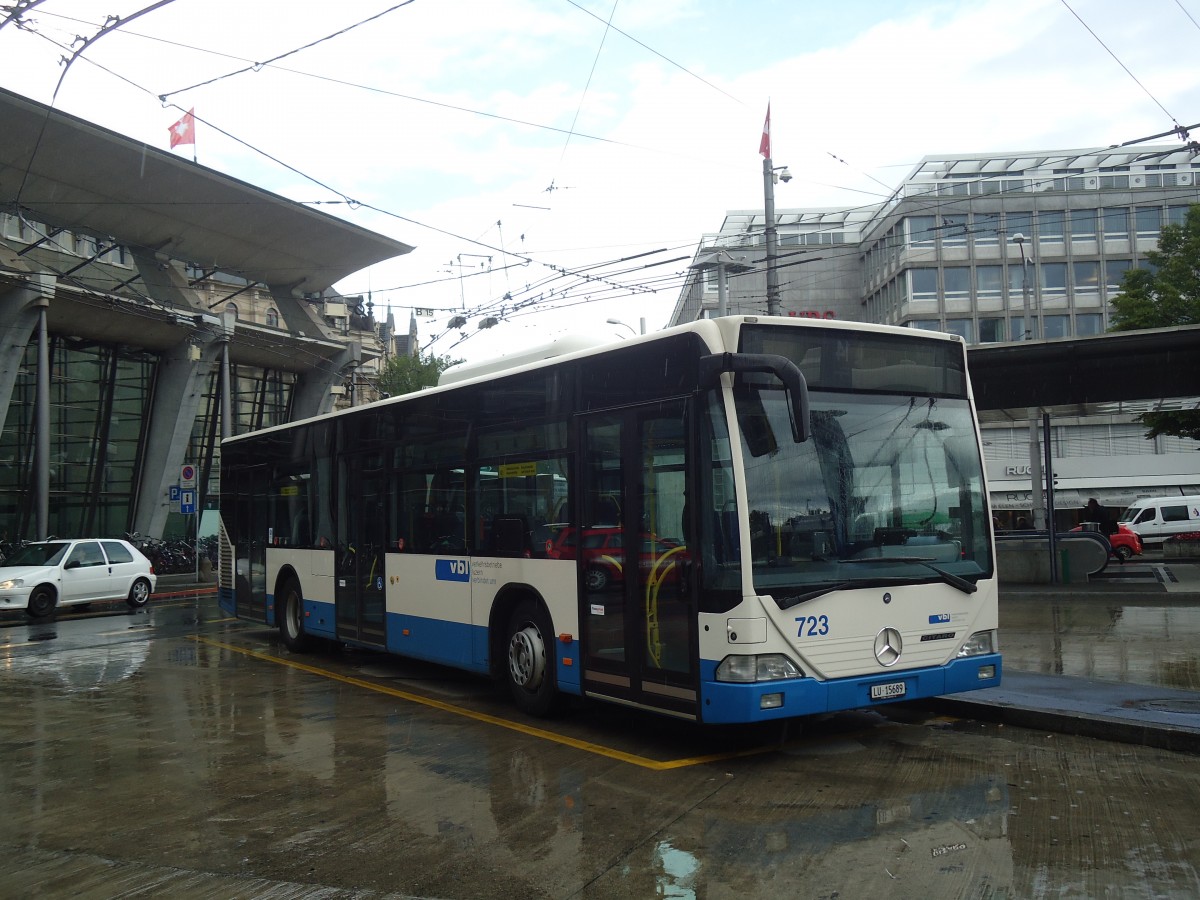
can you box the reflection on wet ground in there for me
[1,594,1199,897]
[1000,596,1200,690]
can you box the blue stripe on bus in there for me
[218,586,236,616]
[697,654,1002,724]
[262,598,581,694]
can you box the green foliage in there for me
[1138,410,1200,443]
[1109,203,1200,444]
[1110,204,1200,331]
[376,352,461,398]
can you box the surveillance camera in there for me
[779,168,793,183]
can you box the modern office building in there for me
[672,146,1200,521]
[0,88,412,544]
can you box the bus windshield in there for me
[735,326,992,599]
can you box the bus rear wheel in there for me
[278,577,314,652]
[506,599,562,717]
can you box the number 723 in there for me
[795,614,829,637]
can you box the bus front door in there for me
[335,450,388,647]
[579,401,698,718]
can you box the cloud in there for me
[4,0,1199,363]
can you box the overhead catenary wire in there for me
[1060,0,1181,128]
[158,0,417,101]
[6,6,1200,354]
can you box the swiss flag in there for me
[169,109,196,149]
[758,103,771,158]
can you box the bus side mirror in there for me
[698,352,810,444]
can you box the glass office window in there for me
[1105,259,1132,289]
[1102,207,1129,240]
[1042,315,1070,339]
[941,215,968,246]
[1005,211,1032,242]
[1010,317,1038,340]
[1075,314,1103,336]
[1038,210,1064,243]
[978,318,1006,343]
[909,319,941,331]
[1040,263,1067,295]
[1167,205,1189,227]
[910,267,938,299]
[1008,264,1031,301]
[1135,207,1161,240]
[907,215,937,245]
[1070,209,1097,240]
[1073,261,1100,293]
[973,212,1000,247]
[976,265,1003,300]
[943,267,970,298]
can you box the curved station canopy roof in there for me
[0,86,412,294]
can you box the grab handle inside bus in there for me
[698,352,811,443]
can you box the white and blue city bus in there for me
[218,316,1000,723]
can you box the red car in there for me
[544,526,686,591]
[1069,524,1142,561]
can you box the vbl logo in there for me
[928,613,951,624]
[435,559,471,582]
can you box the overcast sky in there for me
[4,0,1199,363]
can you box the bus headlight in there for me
[957,630,996,658]
[715,653,804,683]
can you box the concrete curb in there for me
[927,669,1200,754]
[928,695,1200,754]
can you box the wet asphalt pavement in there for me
[1,560,1199,897]
[936,557,1200,752]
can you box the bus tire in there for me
[278,577,314,652]
[506,598,563,717]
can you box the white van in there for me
[1118,496,1200,544]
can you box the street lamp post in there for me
[1012,232,1047,531]
[1012,232,1035,340]
[606,317,643,336]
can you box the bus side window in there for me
[396,470,436,553]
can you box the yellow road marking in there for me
[192,635,772,771]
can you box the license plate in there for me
[870,681,906,700]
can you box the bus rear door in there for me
[227,465,268,622]
[335,449,388,646]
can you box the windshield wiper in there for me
[772,560,979,609]
[844,556,978,595]
[774,582,855,610]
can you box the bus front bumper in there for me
[698,654,1002,724]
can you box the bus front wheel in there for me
[278,577,314,652]
[506,599,562,717]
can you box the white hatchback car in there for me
[0,539,157,618]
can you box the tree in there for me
[376,352,461,398]
[1109,202,1200,442]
